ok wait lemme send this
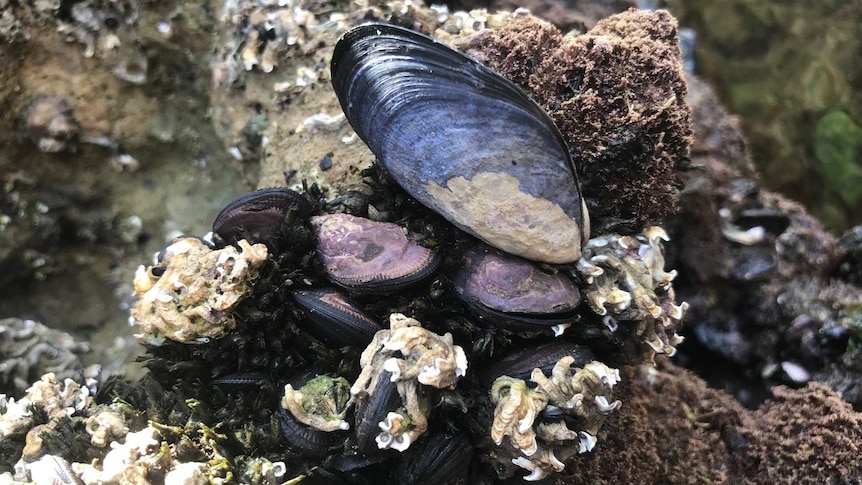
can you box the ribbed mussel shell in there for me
[291,288,381,347]
[455,247,580,330]
[480,341,594,388]
[311,213,439,293]
[213,187,312,246]
[397,432,473,484]
[331,23,589,264]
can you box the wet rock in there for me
[22,95,80,153]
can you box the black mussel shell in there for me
[211,371,271,391]
[213,187,311,246]
[734,208,790,235]
[479,341,594,388]
[311,213,440,293]
[277,407,339,458]
[331,23,588,264]
[397,432,473,485]
[354,369,400,457]
[454,247,581,330]
[291,288,381,348]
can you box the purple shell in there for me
[213,187,311,246]
[454,247,580,329]
[311,213,439,293]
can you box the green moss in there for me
[814,110,862,206]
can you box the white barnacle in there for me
[551,322,571,336]
[85,408,128,447]
[490,376,547,457]
[595,395,622,414]
[512,456,547,482]
[375,412,415,452]
[379,314,467,389]
[511,445,566,481]
[578,432,598,453]
[584,362,621,388]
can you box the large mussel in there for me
[331,23,589,264]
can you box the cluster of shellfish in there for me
[130,24,685,483]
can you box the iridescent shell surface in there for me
[454,247,580,329]
[213,187,311,246]
[291,288,381,347]
[331,23,589,264]
[310,213,439,292]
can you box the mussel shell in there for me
[397,432,473,485]
[454,247,580,330]
[311,213,440,293]
[277,407,340,458]
[354,369,400,457]
[291,288,381,348]
[331,23,588,264]
[213,187,312,246]
[479,341,594,388]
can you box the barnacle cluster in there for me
[0,373,92,442]
[351,314,468,451]
[577,227,687,360]
[281,375,351,432]
[215,0,348,86]
[130,237,268,345]
[490,359,621,481]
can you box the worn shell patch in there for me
[425,171,583,263]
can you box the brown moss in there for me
[741,383,862,484]
[561,360,739,484]
[469,9,693,230]
[556,360,862,484]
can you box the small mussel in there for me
[454,247,580,332]
[331,23,589,264]
[278,408,339,459]
[213,187,312,246]
[479,341,594,388]
[397,432,473,484]
[311,213,440,293]
[353,369,402,456]
[291,288,381,347]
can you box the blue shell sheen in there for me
[331,24,588,263]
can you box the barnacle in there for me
[85,407,128,447]
[130,237,268,345]
[0,373,91,439]
[490,376,548,456]
[577,227,687,360]
[281,375,351,432]
[489,357,621,481]
[531,358,621,435]
[351,314,467,451]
